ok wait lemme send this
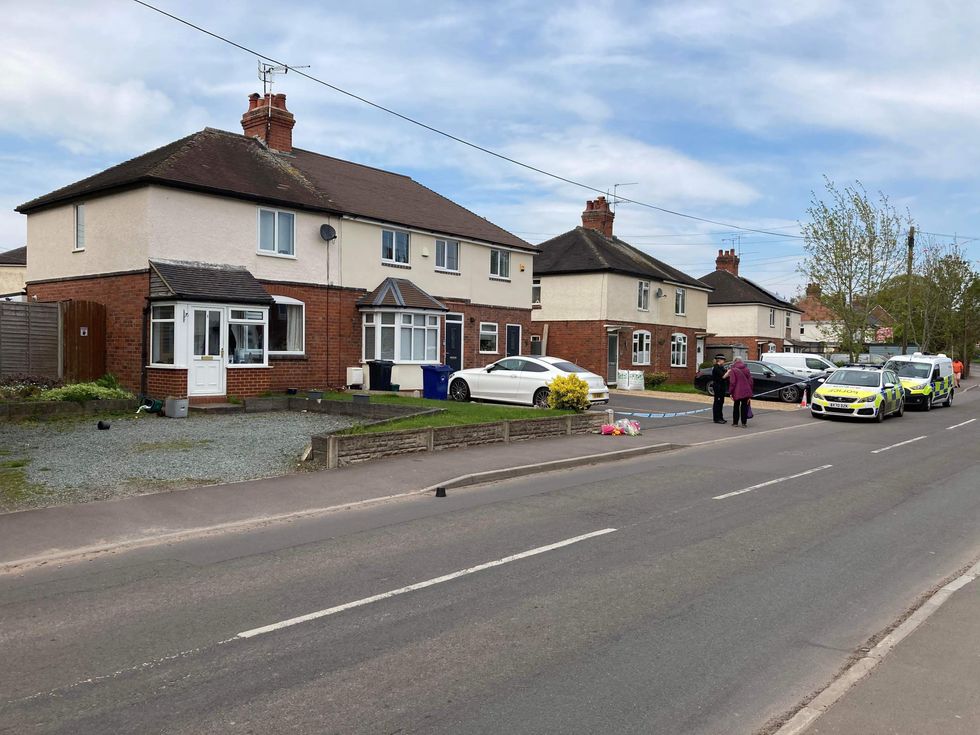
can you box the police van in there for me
[810,365,904,422]
[883,353,954,410]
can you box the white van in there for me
[761,352,837,378]
[883,353,955,410]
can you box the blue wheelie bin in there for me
[420,364,453,400]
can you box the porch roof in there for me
[357,277,447,311]
[149,259,274,305]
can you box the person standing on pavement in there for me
[952,358,963,387]
[711,354,728,424]
[725,357,754,428]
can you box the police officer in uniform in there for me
[711,354,728,424]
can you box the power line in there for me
[131,0,806,240]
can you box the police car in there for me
[883,353,954,411]
[810,365,904,422]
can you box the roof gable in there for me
[534,227,709,290]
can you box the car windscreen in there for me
[825,370,881,387]
[884,361,930,379]
[549,361,588,373]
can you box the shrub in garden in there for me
[547,373,591,411]
[0,374,63,400]
[36,382,134,403]
[644,371,669,390]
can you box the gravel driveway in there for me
[0,411,358,512]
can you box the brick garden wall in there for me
[28,271,149,392]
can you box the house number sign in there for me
[80,327,88,337]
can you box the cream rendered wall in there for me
[706,304,760,335]
[0,266,25,295]
[606,280,709,330]
[531,273,608,321]
[146,188,334,285]
[339,218,532,308]
[25,189,151,282]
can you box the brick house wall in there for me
[146,367,187,398]
[442,299,532,370]
[707,336,786,361]
[531,320,700,383]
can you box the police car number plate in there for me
[828,401,852,408]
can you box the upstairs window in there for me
[74,203,85,251]
[435,239,459,271]
[258,208,295,256]
[637,281,650,311]
[769,308,776,328]
[490,250,510,279]
[532,278,541,305]
[674,287,686,315]
[382,229,410,265]
[785,311,791,328]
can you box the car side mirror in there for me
[884,382,895,389]
[485,365,495,372]
[764,370,774,377]
[817,378,825,383]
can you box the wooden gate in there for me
[0,301,61,378]
[61,301,106,382]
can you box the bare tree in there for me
[799,178,910,360]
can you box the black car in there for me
[694,360,823,403]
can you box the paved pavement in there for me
[1,379,977,734]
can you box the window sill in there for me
[257,250,297,259]
[435,268,461,276]
[637,308,650,313]
[269,353,307,361]
[479,351,499,355]
[72,248,85,253]
[488,276,510,282]
[146,364,184,370]
[382,261,411,269]
[675,313,687,317]
[532,303,542,310]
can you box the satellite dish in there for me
[319,224,337,242]
[655,287,664,298]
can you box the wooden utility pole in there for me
[902,226,914,354]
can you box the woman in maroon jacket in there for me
[725,358,754,428]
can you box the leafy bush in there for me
[547,373,591,411]
[95,373,121,390]
[36,382,134,403]
[0,374,63,400]
[644,371,669,390]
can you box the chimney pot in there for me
[241,92,296,153]
[581,196,614,237]
[715,248,740,276]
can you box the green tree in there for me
[799,178,910,360]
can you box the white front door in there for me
[696,337,704,367]
[189,307,225,396]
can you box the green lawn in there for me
[648,382,703,395]
[329,392,574,434]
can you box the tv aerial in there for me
[258,60,310,96]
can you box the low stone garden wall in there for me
[312,409,613,468]
[0,399,138,419]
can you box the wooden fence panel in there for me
[62,301,106,383]
[0,302,61,378]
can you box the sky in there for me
[2,0,979,299]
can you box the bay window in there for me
[362,310,440,362]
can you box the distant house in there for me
[0,246,26,301]
[17,93,536,401]
[794,282,898,353]
[699,249,802,360]
[531,197,711,384]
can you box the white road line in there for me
[870,435,927,454]
[237,528,617,639]
[713,465,833,500]
[946,418,977,430]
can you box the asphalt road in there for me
[1,390,978,734]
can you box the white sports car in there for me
[448,355,609,407]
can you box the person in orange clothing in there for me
[952,358,964,387]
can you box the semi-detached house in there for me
[17,93,537,402]
[531,197,711,385]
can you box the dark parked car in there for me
[694,360,824,403]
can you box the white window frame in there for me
[149,304,175,366]
[489,250,510,280]
[637,280,650,311]
[670,333,688,367]
[257,207,296,257]
[785,311,791,329]
[479,322,499,353]
[268,295,305,356]
[74,203,85,251]
[435,238,459,272]
[632,330,651,365]
[361,310,440,363]
[227,308,269,367]
[532,278,541,305]
[382,229,410,265]
[769,308,776,328]
[674,287,686,316]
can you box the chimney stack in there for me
[241,92,295,153]
[581,196,614,237]
[805,282,821,297]
[715,248,739,276]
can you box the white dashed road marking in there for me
[713,465,833,500]
[946,418,976,430]
[871,436,927,454]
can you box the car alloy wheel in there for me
[449,379,470,402]
[875,406,885,423]
[533,387,550,408]
[944,390,953,407]
[706,383,715,397]
[895,399,904,418]
[779,385,800,403]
